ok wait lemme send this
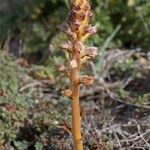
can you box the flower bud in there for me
[61,89,72,98]
[69,19,80,32]
[85,47,98,58]
[84,2,91,11]
[85,26,97,36]
[79,12,86,21]
[80,75,94,85]
[87,11,93,20]
[60,42,72,51]
[58,22,74,38]
[58,22,69,32]
[81,25,97,41]
[74,19,80,31]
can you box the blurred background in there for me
[0,0,150,61]
[0,0,150,149]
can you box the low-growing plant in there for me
[0,51,33,143]
[58,0,98,149]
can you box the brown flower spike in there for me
[58,0,98,149]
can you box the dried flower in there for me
[61,89,72,98]
[80,75,94,85]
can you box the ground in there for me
[0,49,150,150]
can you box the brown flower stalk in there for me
[58,0,97,149]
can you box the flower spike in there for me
[58,0,98,149]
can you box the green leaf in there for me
[14,141,28,150]
[35,142,43,150]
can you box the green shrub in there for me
[0,0,150,54]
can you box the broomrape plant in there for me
[58,0,98,149]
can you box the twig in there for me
[137,124,150,148]
[19,81,43,92]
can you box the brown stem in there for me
[70,47,83,150]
